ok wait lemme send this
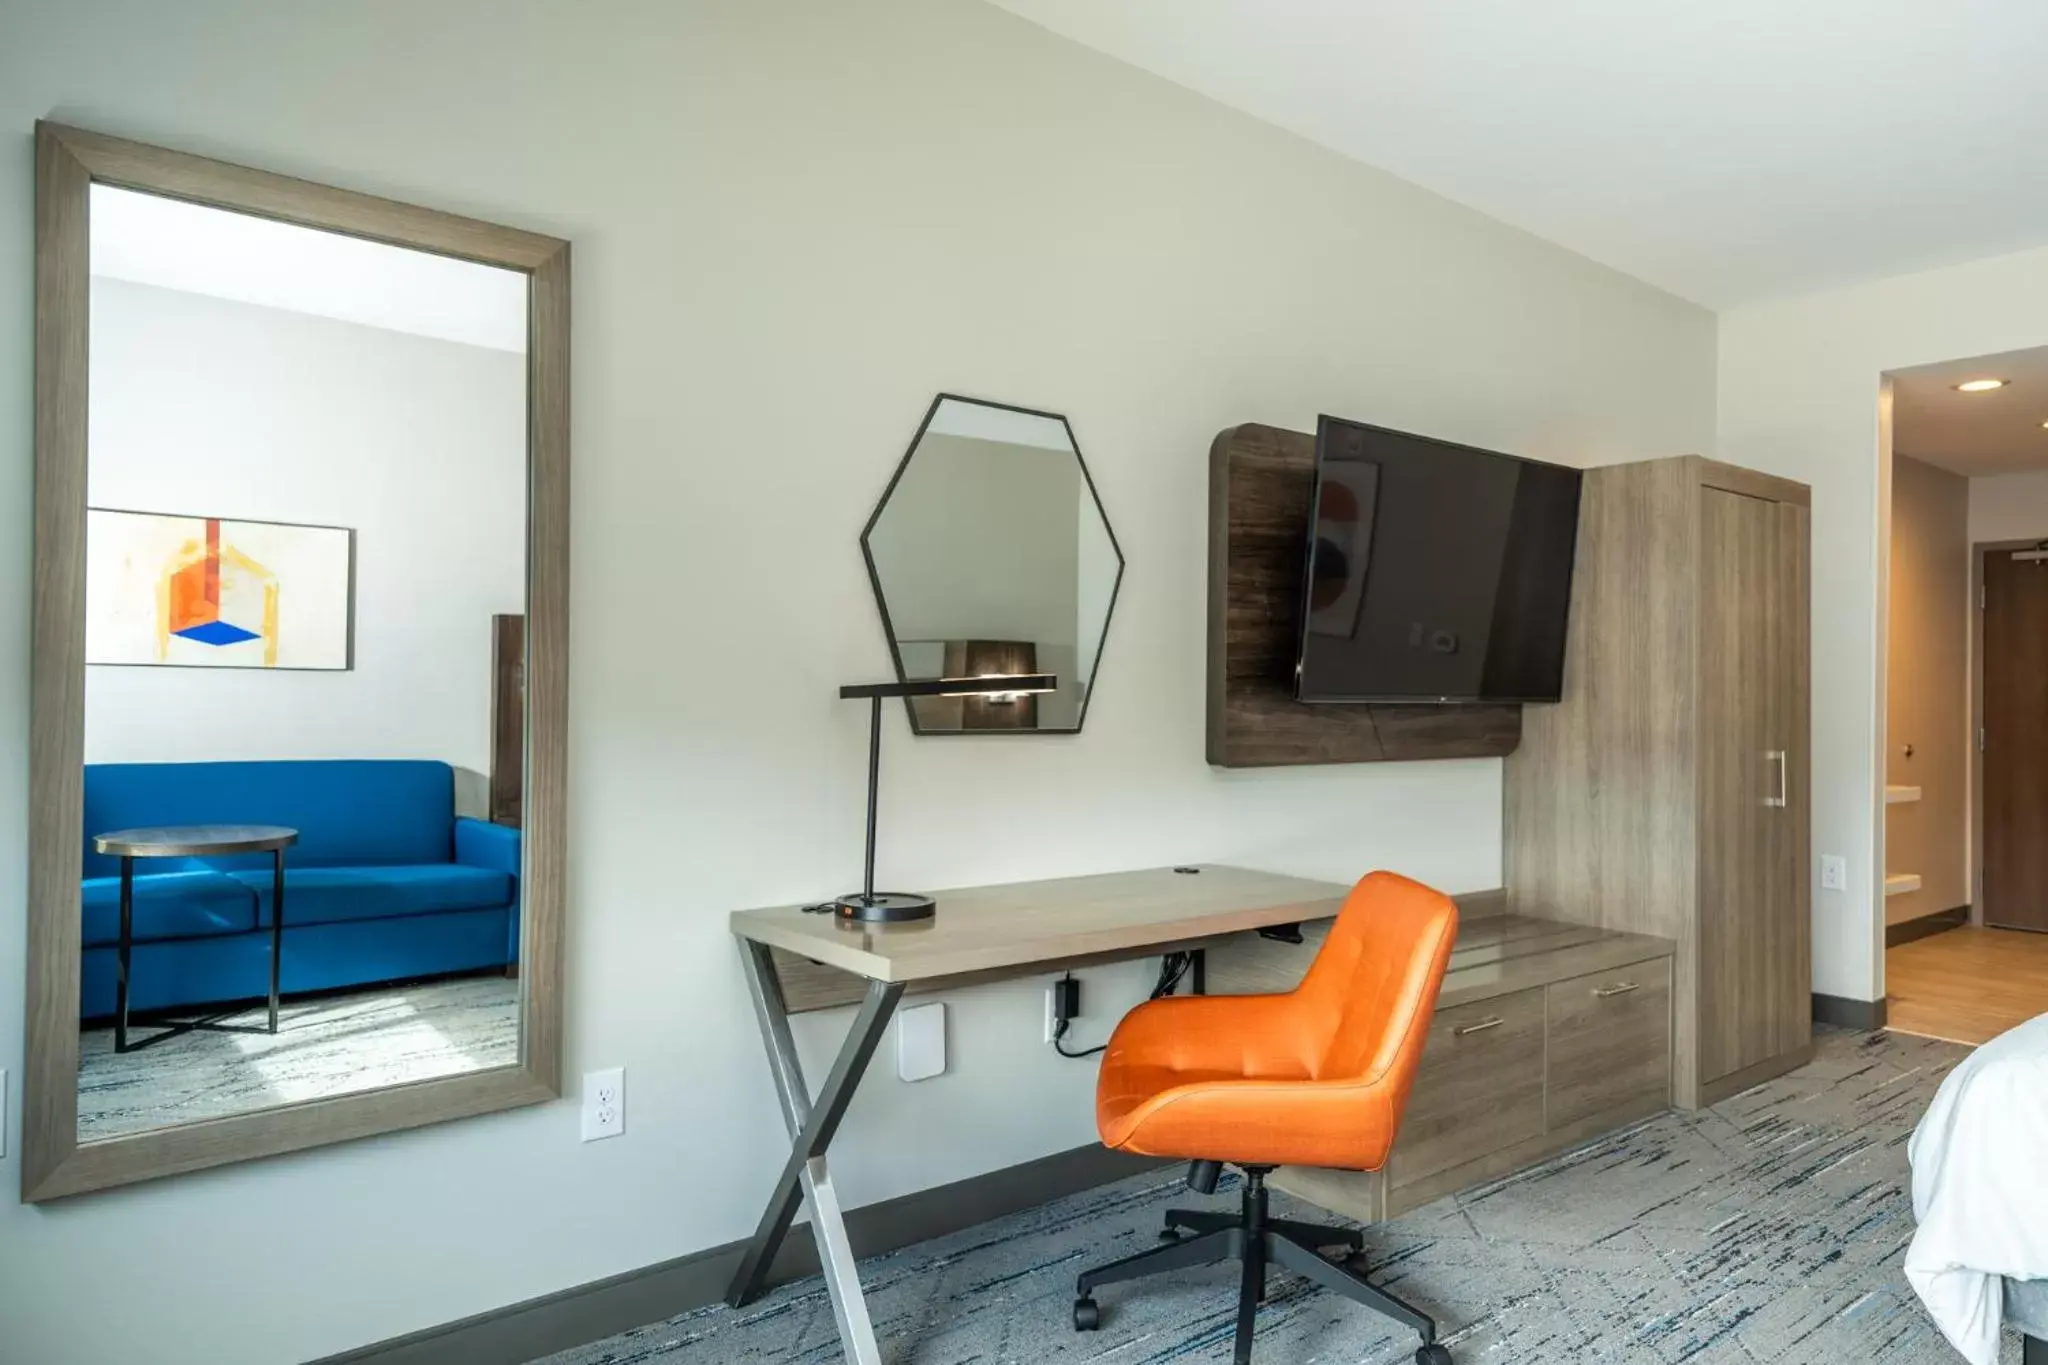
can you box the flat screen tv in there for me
[1295,416,1582,705]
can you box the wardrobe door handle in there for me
[1454,1017,1506,1036]
[1592,982,1640,999]
[1764,750,1788,808]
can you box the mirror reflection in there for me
[862,396,1123,734]
[77,186,530,1142]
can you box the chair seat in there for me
[229,864,514,927]
[1098,1055,1395,1170]
[81,871,259,947]
[1098,1060,1302,1139]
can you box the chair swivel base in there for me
[1071,1165,1450,1365]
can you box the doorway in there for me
[1982,543,2048,933]
[1881,346,2048,1044]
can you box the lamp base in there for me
[834,892,937,924]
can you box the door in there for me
[1982,548,2048,931]
[1697,489,1810,1083]
[1767,499,1811,1058]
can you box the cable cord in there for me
[1151,952,1192,1000]
[1052,1018,1107,1059]
[1054,953,1198,1061]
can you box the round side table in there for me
[91,824,299,1054]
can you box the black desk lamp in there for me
[836,674,1056,923]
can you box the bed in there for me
[1906,1012,2048,1365]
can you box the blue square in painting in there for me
[174,620,262,647]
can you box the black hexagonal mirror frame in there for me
[860,394,1125,735]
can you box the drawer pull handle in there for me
[1454,1017,1506,1036]
[1592,982,1641,998]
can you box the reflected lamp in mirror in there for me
[835,674,1056,924]
[861,395,1124,735]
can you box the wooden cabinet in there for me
[1207,911,1675,1226]
[1387,989,1547,1189]
[1506,456,1812,1109]
[1546,959,1672,1127]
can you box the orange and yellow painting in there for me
[86,509,353,669]
[160,517,281,664]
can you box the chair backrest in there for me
[1293,871,1459,1109]
[83,760,456,877]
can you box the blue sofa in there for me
[81,760,520,1019]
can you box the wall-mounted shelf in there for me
[1206,424,1521,767]
[1885,873,1923,897]
[1885,785,1922,805]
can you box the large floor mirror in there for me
[25,124,568,1200]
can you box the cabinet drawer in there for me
[1546,957,1672,1128]
[1388,987,1546,1190]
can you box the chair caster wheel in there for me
[1158,1228,1182,1241]
[1073,1297,1101,1332]
[1415,1344,1452,1364]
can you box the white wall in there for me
[1968,468,2048,544]
[1884,454,1969,925]
[0,3,1715,1362]
[84,277,527,779]
[1721,244,2048,1003]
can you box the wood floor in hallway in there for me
[1887,924,2048,1044]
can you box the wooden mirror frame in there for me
[24,123,570,1201]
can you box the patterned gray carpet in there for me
[538,1028,2028,1364]
[78,974,519,1140]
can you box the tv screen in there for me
[1295,417,1582,704]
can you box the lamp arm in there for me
[863,693,882,902]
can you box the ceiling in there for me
[90,185,527,353]
[1892,348,2048,478]
[987,0,2048,307]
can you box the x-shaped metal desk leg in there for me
[726,939,905,1365]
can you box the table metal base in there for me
[115,847,285,1054]
[726,939,904,1365]
[114,1008,280,1054]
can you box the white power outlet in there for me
[581,1067,625,1142]
[1044,984,1061,1044]
[1820,855,1848,892]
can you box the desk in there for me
[723,864,1347,1365]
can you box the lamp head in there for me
[839,674,1056,700]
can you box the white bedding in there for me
[1907,1013,2048,1363]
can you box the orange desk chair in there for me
[1072,870,1460,1365]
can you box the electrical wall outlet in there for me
[1045,984,1061,1043]
[896,1002,947,1082]
[581,1067,625,1142]
[1820,855,1848,892]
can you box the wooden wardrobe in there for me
[1505,455,1812,1109]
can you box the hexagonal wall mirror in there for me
[862,394,1125,734]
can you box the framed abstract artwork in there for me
[84,508,355,669]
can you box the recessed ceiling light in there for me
[1955,378,2009,392]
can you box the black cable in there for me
[1055,954,1195,1061]
[1052,1018,1106,1059]
[1150,951,1192,1000]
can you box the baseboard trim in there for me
[310,1143,1166,1365]
[1695,1042,1816,1108]
[1812,992,1888,1031]
[1886,906,1969,948]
